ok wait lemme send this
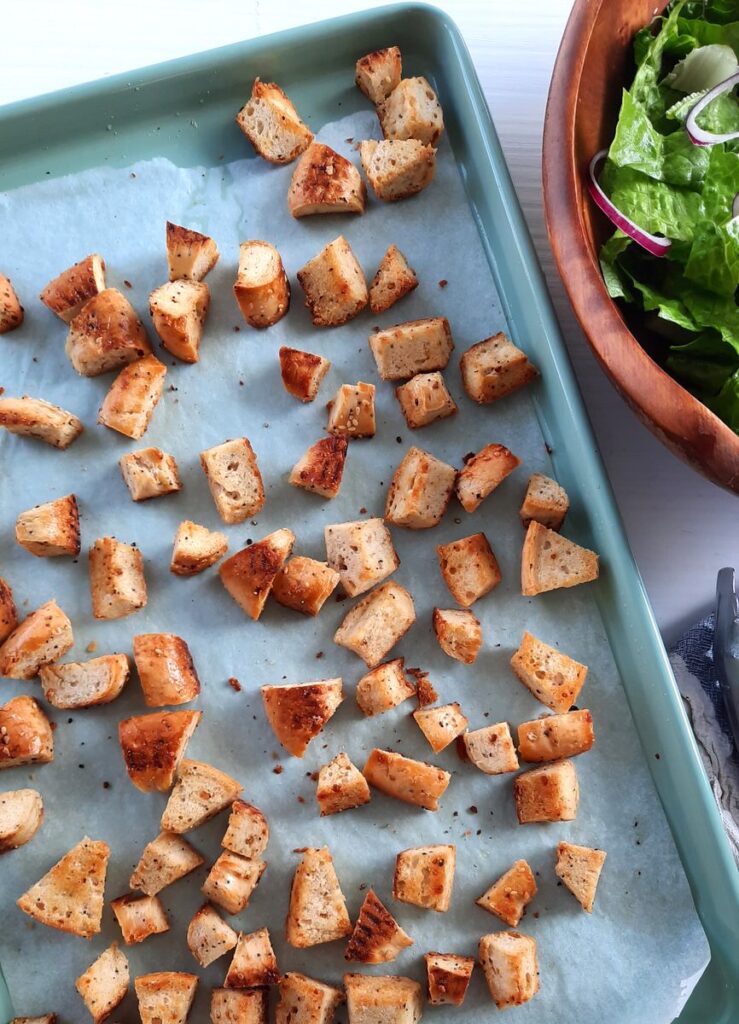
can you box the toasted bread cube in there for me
[202,852,266,915]
[171,520,228,576]
[135,973,198,1024]
[65,288,151,376]
[432,608,481,664]
[40,254,106,322]
[370,317,453,382]
[15,494,79,558]
[279,346,331,402]
[236,78,313,164]
[437,533,501,606]
[425,953,474,1007]
[111,891,169,945]
[225,927,279,988]
[356,46,402,104]
[0,272,23,332]
[298,236,368,327]
[413,702,468,753]
[360,139,436,201]
[460,332,538,404]
[150,279,210,362]
[521,521,599,596]
[133,633,200,707]
[39,653,130,709]
[286,846,351,948]
[316,752,371,816]
[261,678,343,758]
[166,222,219,282]
[364,748,450,811]
[520,473,569,531]
[212,989,267,1024]
[289,142,365,217]
[476,860,537,927]
[0,395,83,449]
[369,245,418,314]
[10,1017,56,1024]
[0,576,16,644]
[272,556,340,616]
[325,518,399,597]
[89,537,147,620]
[385,446,456,529]
[555,842,606,912]
[479,931,539,1009]
[161,759,242,833]
[356,659,415,717]
[396,372,456,430]
[0,599,73,679]
[98,354,166,439]
[379,76,444,145]
[200,438,265,525]
[220,529,296,620]
[276,972,344,1024]
[334,581,416,668]
[344,975,422,1024]
[456,444,520,512]
[75,942,129,1023]
[0,697,53,770]
[17,836,109,938]
[514,760,579,823]
[510,632,588,713]
[345,889,413,964]
[234,241,290,328]
[393,844,455,911]
[518,709,594,762]
[464,722,518,775]
[120,447,181,501]
[326,381,376,439]
[222,799,269,859]
[290,436,348,499]
[187,903,238,967]
[0,788,44,853]
[118,710,201,792]
[130,831,203,896]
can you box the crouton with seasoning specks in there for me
[236,78,313,164]
[171,520,228,576]
[522,521,599,596]
[276,972,344,1024]
[150,279,210,362]
[0,577,16,644]
[166,222,219,281]
[364,748,450,810]
[356,46,402,104]
[222,799,269,859]
[316,752,370,816]
[360,139,436,202]
[98,354,167,439]
[379,76,444,145]
[40,254,106,322]
[396,371,456,430]
[345,889,413,964]
[120,447,181,501]
[344,974,422,1024]
[118,709,201,792]
[437,533,501,607]
[89,537,147,620]
[0,697,53,770]
[135,972,198,1024]
[261,678,343,758]
[520,473,569,530]
[200,438,265,525]
[187,903,238,967]
[0,272,23,332]
[111,892,170,945]
[130,831,203,895]
[0,599,73,680]
[555,842,606,912]
[518,709,594,762]
[212,989,267,1024]
[510,631,588,713]
[514,759,579,823]
[334,581,415,668]
[279,346,331,402]
[326,381,376,438]
[356,659,415,717]
[460,332,538,404]
[234,240,290,328]
[476,860,537,927]
[385,446,455,529]
[290,436,347,498]
[286,846,351,948]
[40,653,130,710]
[456,443,520,512]
[413,702,468,752]
[433,608,481,664]
[133,633,200,707]
[0,395,83,449]
[0,788,44,853]
[425,953,474,1007]
[10,1017,56,1024]
[464,722,518,775]
[369,245,417,314]
[370,316,453,381]
[65,288,151,376]
[479,931,539,1009]
[325,518,398,597]
[75,942,129,1023]
[161,759,242,833]
[225,927,279,988]
[272,556,340,616]
[17,836,109,938]
[220,529,295,620]
[202,851,266,915]
[289,142,365,217]
[393,844,455,911]
[298,235,368,327]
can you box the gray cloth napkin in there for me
[669,615,739,861]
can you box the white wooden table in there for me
[3,0,736,643]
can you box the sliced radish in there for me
[587,150,672,257]
[686,70,739,146]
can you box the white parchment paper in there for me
[0,111,708,1023]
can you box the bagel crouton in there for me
[360,139,436,201]
[363,748,450,810]
[326,381,376,438]
[39,653,130,709]
[370,317,453,381]
[379,76,444,145]
[261,678,343,758]
[200,438,265,524]
[75,942,129,1023]
[0,576,16,644]
[166,222,219,282]
[288,142,365,217]
[518,709,594,762]
[345,889,413,964]
[555,842,606,912]
[425,953,475,1007]
[286,846,352,948]
[17,836,109,938]
[135,973,198,1024]
[432,608,481,664]
[0,599,73,679]
[514,760,579,823]
[520,473,569,530]
[225,927,279,988]
[396,372,456,429]
[290,436,348,498]
[111,893,169,945]
[187,904,238,967]
[0,697,53,769]
[236,78,313,164]
[334,581,416,668]
[393,844,455,911]
[456,444,520,512]
[222,799,269,859]
[219,528,296,619]
[385,446,456,529]
[369,245,417,314]
[0,395,83,449]
[272,557,340,616]
[476,860,537,927]
[276,972,344,1024]
[133,633,200,707]
[279,346,331,402]
[460,332,538,404]
[413,702,468,752]
[479,931,539,1009]
[120,447,181,501]
[118,709,201,792]
[98,354,167,439]
[234,241,290,328]
[130,832,204,895]
[150,279,210,362]
[160,759,242,833]
[521,521,599,596]
[356,659,415,717]
[40,254,106,322]
[15,494,79,558]
[212,989,267,1024]
[325,518,399,597]
[202,852,266,915]
[436,533,501,606]
[0,788,44,853]
[344,974,422,1024]
[171,520,228,576]
[316,752,371,816]
[356,46,402,104]
[65,288,151,376]
[463,723,518,775]
[510,632,588,713]
[298,236,368,327]
[0,272,23,332]
[89,537,147,620]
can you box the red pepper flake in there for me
[438,279,448,288]
[315,651,324,659]
[297,795,305,804]
[49,721,58,732]
[233,326,241,332]
[467,805,478,814]
[103,781,111,790]
[345,137,354,144]
[228,677,242,692]
[309,771,319,782]
[273,765,283,775]
[0,386,5,396]
[359,507,367,514]
[335,592,348,602]
[293,846,308,853]
[123,279,133,289]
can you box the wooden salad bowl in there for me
[543,0,739,494]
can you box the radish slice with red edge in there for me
[686,70,739,146]
[587,150,672,258]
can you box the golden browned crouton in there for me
[236,78,313,164]
[130,831,203,896]
[65,288,151,376]
[396,372,456,430]
[161,759,242,833]
[119,447,181,502]
[393,845,455,912]
[316,752,371,816]
[514,760,579,823]
[98,354,167,439]
[15,495,79,558]
[476,860,537,927]
[135,972,198,1024]
[521,521,599,596]
[345,889,413,964]
[111,892,169,945]
[464,722,519,775]
[555,842,607,912]
[432,608,481,664]
[187,903,238,967]
[289,142,365,217]
[385,446,456,529]
[133,633,200,707]
[334,581,416,668]
[360,139,436,201]
[118,709,201,792]
[17,836,109,939]
[520,473,569,530]
[356,659,415,717]
[370,317,453,381]
[298,236,368,327]
[200,438,265,524]
[212,989,267,1024]
[479,931,539,1009]
[202,852,266,915]
[413,702,468,753]
[75,942,129,1024]
[456,443,520,512]
[0,697,53,770]
[170,520,228,576]
[325,518,399,597]
[222,800,269,859]
[286,846,352,948]
[279,346,331,402]
[234,240,290,328]
[261,678,343,758]
[150,279,210,362]
[225,927,279,988]
[425,953,474,1006]
[369,245,418,314]
[356,46,402,104]
[166,222,220,282]
[460,332,538,404]
[89,537,147,620]
[290,436,348,498]
[0,395,83,449]
[0,272,23,332]
[518,709,594,762]
[220,528,295,620]
[0,788,44,853]
[326,381,376,438]
[40,254,106,322]
[276,972,344,1024]
[437,533,501,606]
[379,77,444,145]
[10,1016,57,1024]
[344,974,422,1024]
[0,599,73,679]
[39,653,130,709]
[0,576,16,644]
[364,748,450,811]
[272,556,340,617]
[510,631,588,713]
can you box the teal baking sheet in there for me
[0,5,737,1022]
